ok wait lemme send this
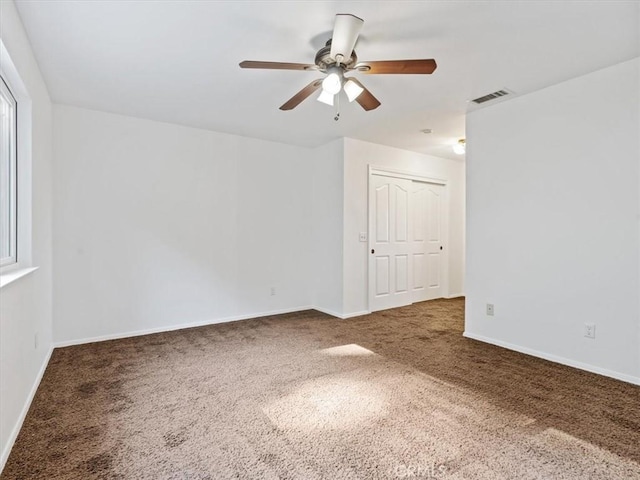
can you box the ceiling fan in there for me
[239,14,437,113]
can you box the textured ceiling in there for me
[14,1,640,160]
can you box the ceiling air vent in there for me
[472,89,511,104]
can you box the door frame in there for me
[367,165,450,312]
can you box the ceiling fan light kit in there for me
[316,70,364,107]
[239,13,437,116]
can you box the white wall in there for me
[311,138,344,316]
[465,58,640,383]
[53,105,313,344]
[52,111,466,337]
[343,138,466,316]
[0,0,54,469]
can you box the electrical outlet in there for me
[270,287,276,296]
[584,323,596,339]
[359,232,367,242]
[486,304,495,316]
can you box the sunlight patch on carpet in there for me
[262,376,387,431]
[318,344,376,357]
[537,427,640,471]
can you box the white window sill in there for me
[0,266,39,289]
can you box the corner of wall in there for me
[310,138,345,315]
[0,0,54,472]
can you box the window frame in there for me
[0,74,18,268]
[0,39,35,287]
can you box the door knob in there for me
[371,249,375,254]
[440,246,443,250]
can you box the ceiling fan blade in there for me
[348,78,381,111]
[354,59,437,74]
[239,61,317,71]
[279,79,324,110]
[329,14,364,64]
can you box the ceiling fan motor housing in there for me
[315,39,358,72]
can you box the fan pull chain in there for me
[334,92,341,121]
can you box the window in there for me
[0,40,34,287]
[0,75,17,267]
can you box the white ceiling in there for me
[14,1,640,160]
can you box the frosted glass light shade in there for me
[453,139,466,155]
[317,90,334,106]
[343,79,364,102]
[322,73,342,95]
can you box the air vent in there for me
[472,89,511,104]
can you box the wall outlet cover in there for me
[486,303,495,316]
[584,323,596,339]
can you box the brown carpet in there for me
[3,298,640,479]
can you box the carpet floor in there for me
[2,298,640,479]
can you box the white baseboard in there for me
[312,307,370,319]
[54,305,375,348]
[463,331,640,386]
[1,345,54,473]
[445,293,465,299]
[312,306,344,318]
[54,305,314,348]
[341,310,371,319]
